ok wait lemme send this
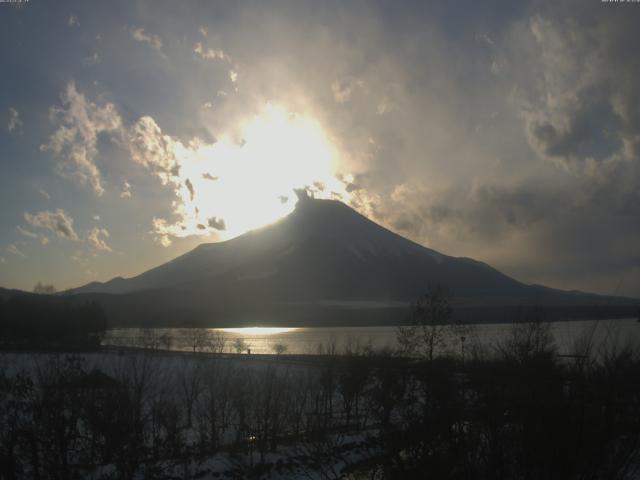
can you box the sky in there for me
[1,0,639,298]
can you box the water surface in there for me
[104,318,640,356]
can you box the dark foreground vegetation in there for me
[1,319,639,480]
[1,287,639,479]
[0,294,107,350]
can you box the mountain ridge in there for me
[61,197,638,326]
[71,198,523,297]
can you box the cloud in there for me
[84,52,101,65]
[7,244,25,257]
[7,107,22,134]
[375,96,394,116]
[41,82,122,196]
[41,88,350,248]
[25,209,112,252]
[476,32,495,47]
[185,178,195,201]
[86,227,112,252]
[354,170,640,297]
[151,217,176,247]
[68,15,79,26]
[24,208,79,241]
[207,217,226,231]
[25,212,114,252]
[13,1,635,296]
[37,188,51,200]
[120,180,132,198]
[16,226,37,238]
[128,116,180,184]
[132,27,162,50]
[509,8,640,175]
[129,104,352,245]
[70,250,90,267]
[331,78,361,104]
[194,42,230,62]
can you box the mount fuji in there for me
[69,196,636,326]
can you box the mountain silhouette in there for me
[69,197,636,326]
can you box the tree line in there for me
[1,329,639,478]
[0,286,639,478]
[0,293,107,350]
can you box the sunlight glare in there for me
[173,103,352,240]
[220,327,298,335]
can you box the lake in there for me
[103,318,640,356]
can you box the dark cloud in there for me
[185,178,195,201]
[319,0,640,297]
[362,174,640,297]
[202,172,218,181]
[207,217,226,231]
[510,4,640,171]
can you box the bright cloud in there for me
[41,83,122,196]
[194,42,230,62]
[128,116,180,184]
[131,104,353,246]
[24,208,80,241]
[87,227,112,252]
[132,27,162,50]
[16,226,37,238]
[7,107,22,133]
[120,180,132,198]
[331,78,362,104]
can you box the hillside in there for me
[62,197,637,327]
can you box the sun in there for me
[174,104,353,240]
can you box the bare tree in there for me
[159,331,173,351]
[177,357,203,428]
[204,331,227,354]
[182,328,214,353]
[497,306,555,364]
[397,285,453,360]
[139,328,162,350]
[33,282,56,294]
[272,342,288,355]
[233,337,248,354]
[0,370,35,480]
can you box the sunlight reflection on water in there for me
[220,327,298,335]
[103,319,640,356]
